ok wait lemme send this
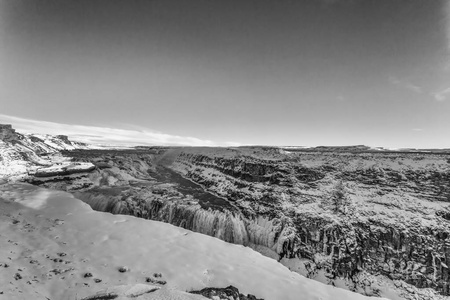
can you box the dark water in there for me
[148,166,236,212]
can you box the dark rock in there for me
[0,124,18,142]
[145,277,166,285]
[190,285,263,300]
[436,210,450,221]
[118,266,129,273]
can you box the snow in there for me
[81,284,206,300]
[31,162,95,177]
[0,183,386,300]
[0,133,98,180]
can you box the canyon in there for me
[1,126,450,300]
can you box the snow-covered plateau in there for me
[1,125,450,300]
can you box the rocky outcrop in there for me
[291,215,450,293]
[175,152,325,187]
[0,124,18,142]
[191,285,264,300]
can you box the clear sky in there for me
[1,0,449,147]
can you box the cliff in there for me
[0,124,18,142]
[169,147,450,297]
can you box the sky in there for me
[1,0,450,148]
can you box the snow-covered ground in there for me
[0,183,386,300]
[0,132,98,181]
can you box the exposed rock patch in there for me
[190,285,264,300]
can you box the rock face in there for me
[53,150,292,250]
[169,147,450,296]
[74,188,293,250]
[0,124,18,142]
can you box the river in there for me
[147,166,237,212]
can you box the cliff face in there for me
[169,148,450,296]
[36,150,295,252]
[0,124,18,142]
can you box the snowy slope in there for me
[0,132,97,180]
[0,183,386,300]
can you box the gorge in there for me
[1,127,450,300]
